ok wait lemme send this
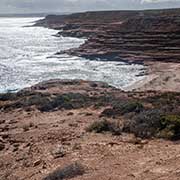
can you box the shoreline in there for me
[127,61,180,92]
[0,10,180,180]
[34,10,180,93]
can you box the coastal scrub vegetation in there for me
[100,101,144,117]
[43,162,85,180]
[89,109,180,140]
[123,109,163,138]
[159,115,180,140]
[91,92,180,140]
[0,92,90,112]
[0,93,18,101]
[86,119,122,135]
[39,93,90,112]
[0,87,180,140]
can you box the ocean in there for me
[0,17,145,93]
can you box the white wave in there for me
[0,17,145,93]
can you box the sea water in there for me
[0,17,145,93]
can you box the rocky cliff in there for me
[36,9,180,63]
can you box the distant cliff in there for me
[35,9,180,63]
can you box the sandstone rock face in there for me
[35,9,180,63]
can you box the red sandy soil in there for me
[0,80,180,180]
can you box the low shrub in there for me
[123,109,163,138]
[2,92,50,111]
[101,101,144,117]
[0,93,17,101]
[43,162,85,180]
[39,93,89,112]
[2,92,90,112]
[100,108,116,118]
[86,119,122,135]
[20,94,50,108]
[114,101,144,115]
[159,115,180,140]
[123,109,180,140]
[145,92,180,111]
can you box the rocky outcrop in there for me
[35,9,180,63]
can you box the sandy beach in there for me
[127,62,180,92]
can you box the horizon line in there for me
[0,7,180,15]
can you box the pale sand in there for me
[126,61,180,92]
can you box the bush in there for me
[159,115,180,140]
[43,162,85,180]
[100,108,116,118]
[1,92,91,112]
[86,119,122,135]
[123,109,163,138]
[2,92,50,111]
[17,94,51,108]
[123,109,180,140]
[39,93,89,112]
[0,93,17,101]
[145,92,180,111]
[114,101,144,115]
[101,101,144,117]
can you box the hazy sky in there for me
[0,0,180,14]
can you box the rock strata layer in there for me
[35,9,180,63]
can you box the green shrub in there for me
[114,101,144,115]
[101,101,144,117]
[123,109,163,138]
[2,92,51,111]
[86,119,121,135]
[159,115,180,140]
[145,92,180,112]
[123,109,180,140]
[1,92,91,112]
[39,93,89,112]
[24,94,50,107]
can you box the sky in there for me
[0,0,180,14]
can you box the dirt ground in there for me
[0,80,180,180]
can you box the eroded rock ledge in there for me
[35,9,180,63]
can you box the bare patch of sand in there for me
[127,62,180,92]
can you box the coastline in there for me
[0,10,180,180]
[127,61,180,92]
[34,10,180,92]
